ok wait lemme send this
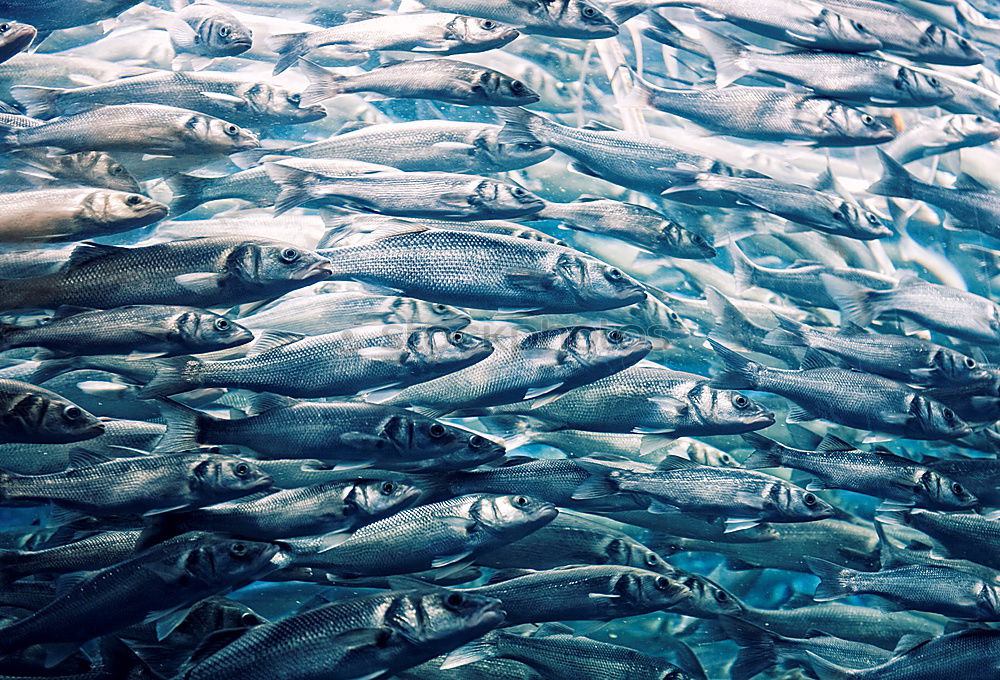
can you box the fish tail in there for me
[494,107,548,146]
[869,149,917,199]
[570,459,623,500]
[265,162,324,215]
[0,122,19,151]
[718,616,780,680]
[9,86,63,119]
[164,173,216,217]
[740,432,785,469]
[137,357,204,399]
[269,32,312,75]
[440,630,499,670]
[729,245,757,292]
[804,652,859,680]
[820,274,880,327]
[29,357,81,385]
[708,339,762,390]
[763,314,809,348]
[699,31,754,87]
[298,59,349,107]
[704,287,750,344]
[154,398,209,452]
[805,557,854,601]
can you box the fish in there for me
[0,378,104,444]
[0,305,253,358]
[710,338,972,440]
[0,188,167,243]
[168,1,254,59]
[0,447,272,516]
[0,237,333,311]
[885,113,1000,164]
[416,0,618,39]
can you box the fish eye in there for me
[803,493,817,506]
[582,5,598,17]
[655,575,671,590]
[943,407,955,421]
[230,542,247,557]
[929,76,940,86]
[234,463,251,477]
[732,394,749,409]
[608,329,624,343]
[124,194,142,206]
[445,592,464,607]
[861,114,875,126]
[607,268,623,280]
[976,116,986,123]
[429,423,446,438]
[692,234,705,245]
[721,454,733,464]
[513,495,529,506]
[952,482,965,495]
[224,123,239,136]
[959,38,970,48]
[831,209,843,220]
[480,19,497,29]
[433,303,448,312]
[511,186,527,197]
[63,406,83,421]
[714,590,729,602]
[450,331,464,343]
[0,24,8,32]
[214,317,231,331]
[219,25,232,37]
[468,434,485,449]
[381,481,395,494]
[965,357,977,369]
[279,247,300,263]
[669,312,680,321]
[866,212,879,225]
[510,80,526,93]
[645,552,660,567]
[110,165,124,176]
[240,612,259,625]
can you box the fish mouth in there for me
[0,25,36,54]
[297,260,334,280]
[498,28,520,42]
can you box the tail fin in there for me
[729,245,757,292]
[9,86,64,119]
[29,357,83,385]
[136,357,204,399]
[494,107,549,146]
[164,173,217,217]
[740,432,785,469]
[805,557,854,601]
[763,314,810,348]
[154,399,210,452]
[708,339,762,390]
[869,149,917,199]
[820,274,881,327]
[0,121,20,151]
[699,31,754,87]
[298,59,350,107]
[718,616,780,680]
[269,32,313,75]
[704,286,750,344]
[265,162,324,215]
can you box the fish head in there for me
[244,83,327,123]
[346,477,423,519]
[418,590,506,642]
[0,21,35,61]
[676,572,744,617]
[918,470,978,510]
[628,292,690,340]
[197,14,253,56]
[474,494,558,532]
[54,151,142,193]
[409,326,493,371]
[918,397,971,440]
[198,455,274,496]
[840,107,896,145]
[917,24,983,66]
[630,571,691,609]
[702,388,775,433]
[182,113,259,152]
[9,391,105,443]
[680,439,740,468]
[97,190,169,228]
[446,16,520,49]
[898,68,954,105]
[559,0,619,38]
[951,114,1000,145]
[566,255,646,309]
[474,179,545,216]
[479,127,555,170]
[482,70,540,106]
[977,584,1000,620]
[391,299,470,329]
[783,487,836,520]
[563,326,652,369]
[187,536,285,585]
[183,597,268,636]
[180,310,254,352]
[830,201,893,239]
[930,347,988,385]
[238,241,333,290]
[814,9,882,52]
[658,221,717,259]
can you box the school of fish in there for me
[1,0,1000,678]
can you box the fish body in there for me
[0,379,103,444]
[0,188,166,243]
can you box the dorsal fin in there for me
[656,455,701,471]
[68,447,116,468]
[582,119,619,132]
[816,434,856,452]
[66,242,126,269]
[246,330,305,357]
[954,173,989,192]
